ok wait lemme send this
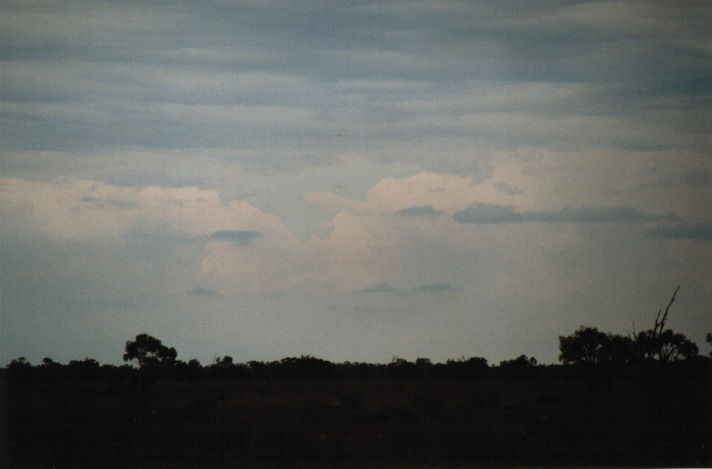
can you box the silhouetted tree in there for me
[631,286,699,362]
[123,333,177,369]
[634,329,699,362]
[602,333,635,364]
[707,333,712,357]
[67,358,102,380]
[68,358,100,368]
[415,357,434,378]
[388,356,418,379]
[499,355,538,368]
[278,355,335,379]
[415,357,432,367]
[6,356,33,380]
[444,356,489,380]
[184,358,203,380]
[8,356,30,368]
[39,357,63,380]
[210,355,246,379]
[559,326,609,364]
[214,355,233,367]
[187,358,202,368]
[124,333,177,394]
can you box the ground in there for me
[5,377,710,467]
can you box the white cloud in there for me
[0,177,292,241]
[366,172,509,212]
[2,166,711,365]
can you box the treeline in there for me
[2,352,542,382]
[5,287,712,383]
[5,349,711,384]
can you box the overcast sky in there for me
[2,0,711,366]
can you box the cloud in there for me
[79,196,136,209]
[650,222,712,242]
[395,204,442,219]
[413,283,458,293]
[454,204,678,225]
[3,168,712,366]
[2,0,708,177]
[187,287,219,297]
[363,283,397,293]
[661,168,712,187]
[549,206,679,224]
[2,1,712,367]
[361,282,458,294]
[0,177,290,242]
[364,173,502,213]
[209,230,262,245]
[492,181,522,196]
[453,204,524,224]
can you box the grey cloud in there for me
[453,204,524,224]
[677,168,712,186]
[362,283,396,293]
[395,204,442,219]
[542,206,679,224]
[3,1,712,369]
[664,168,712,187]
[361,282,458,294]
[413,283,458,293]
[454,204,679,225]
[79,197,135,209]
[1,0,708,172]
[209,230,261,245]
[650,222,712,242]
[187,286,219,297]
[492,182,522,196]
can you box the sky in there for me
[1,0,711,366]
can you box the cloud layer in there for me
[1,1,711,365]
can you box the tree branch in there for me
[656,285,680,337]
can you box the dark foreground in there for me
[4,375,711,468]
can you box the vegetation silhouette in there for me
[124,333,177,369]
[3,288,711,467]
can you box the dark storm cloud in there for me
[454,204,679,225]
[650,222,712,242]
[395,204,442,219]
[208,230,261,245]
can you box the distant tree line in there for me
[4,335,710,383]
[4,287,711,382]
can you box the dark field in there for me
[4,375,710,468]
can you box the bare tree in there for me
[634,286,698,361]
